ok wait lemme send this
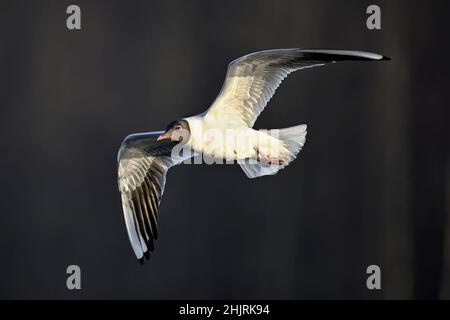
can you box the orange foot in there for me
[254,146,285,165]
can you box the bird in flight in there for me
[117,48,389,263]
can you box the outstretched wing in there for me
[117,131,188,263]
[205,49,388,128]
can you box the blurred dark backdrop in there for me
[0,0,449,299]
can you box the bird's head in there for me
[157,119,190,143]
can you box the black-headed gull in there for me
[117,48,389,263]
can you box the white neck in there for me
[184,115,205,152]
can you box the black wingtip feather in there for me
[144,250,150,260]
[138,258,145,265]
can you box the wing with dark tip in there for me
[205,48,389,128]
[117,131,191,263]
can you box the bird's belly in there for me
[201,128,258,160]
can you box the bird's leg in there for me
[254,146,285,165]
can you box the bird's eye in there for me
[175,125,182,131]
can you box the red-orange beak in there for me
[156,131,171,142]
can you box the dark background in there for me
[0,0,449,299]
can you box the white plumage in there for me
[117,48,389,262]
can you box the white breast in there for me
[186,116,281,161]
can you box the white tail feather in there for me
[239,124,307,178]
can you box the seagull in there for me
[117,48,389,263]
